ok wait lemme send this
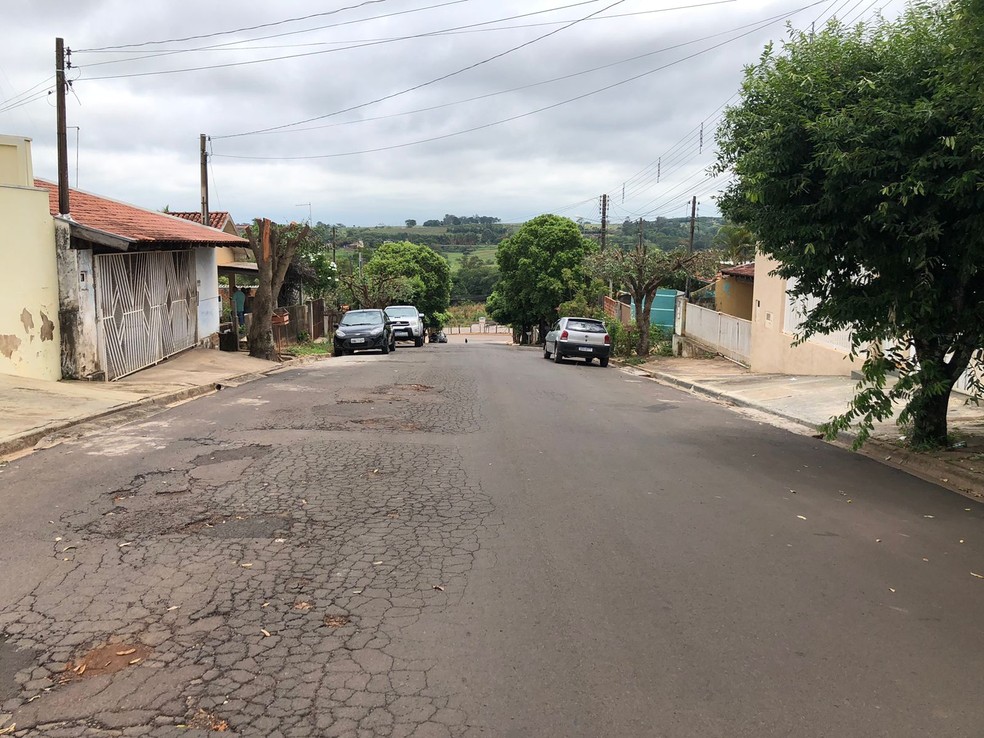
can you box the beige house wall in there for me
[714,276,754,320]
[750,252,863,376]
[0,135,60,380]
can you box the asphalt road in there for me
[0,340,982,737]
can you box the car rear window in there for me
[566,320,606,333]
[386,307,417,317]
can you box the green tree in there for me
[714,0,984,447]
[405,219,417,228]
[487,214,596,342]
[589,243,717,357]
[452,254,499,302]
[714,223,756,264]
[364,241,451,321]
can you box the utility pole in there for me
[200,134,209,225]
[686,196,697,299]
[55,38,70,215]
[331,225,337,264]
[599,193,608,250]
[638,217,644,252]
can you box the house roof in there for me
[168,210,233,231]
[720,262,755,279]
[35,180,247,247]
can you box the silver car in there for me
[543,317,611,367]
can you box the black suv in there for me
[333,309,395,356]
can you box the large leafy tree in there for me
[715,0,984,447]
[589,243,718,356]
[364,241,451,322]
[487,214,596,341]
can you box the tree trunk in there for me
[908,336,972,447]
[248,219,278,361]
[634,289,653,357]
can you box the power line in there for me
[228,5,746,139]
[76,3,735,57]
[73,0,397,52]
[75,0,606,80]
[213,0,628,140]
[213,0,828,160]
[74,0,476,68]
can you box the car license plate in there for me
[578,346,593,352]
[351,338,365,344]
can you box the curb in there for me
[618,360,984,503]
[0,358,315,461]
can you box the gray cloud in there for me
[1,0,905,225]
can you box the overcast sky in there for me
[1,0,903,227]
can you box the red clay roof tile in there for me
[35,180,246,245]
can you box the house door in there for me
[95,251,198,380]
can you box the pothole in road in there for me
[349,418,423,432]
[112,469,191,498]
[190,445,272,466]
[183,513,289,539]
[61,643,152,683]
[0,639,38,701]
[337,398,374,405]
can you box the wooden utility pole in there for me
[55,38,70,215]
[599,193,609,250]
[200,134,209,225]
[686,196,697,298]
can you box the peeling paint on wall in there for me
[40,311,54,342]
[20,308,34,333]
[0,333,22,359]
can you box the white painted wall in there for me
[195,247,220,341]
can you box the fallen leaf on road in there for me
[240,563,253,569]
[876,539,881,543]
[167,606,180,611]
[261,602,270,608]
[433,585,445,591]
[61,546,76,552]
[128,658,142,665]
[373,561,383,566]
[260,628,271,637]
[300,499,307,505]
[923,515,935,519]
[372,469,379,474]
[294,601,312,611]
[274,538,285,543]
[0,723,16,735]
[116,648,136,656]
[54,536,62,542]
[118,542,133,548]
[796,515,807,521]
[77,663,86,675]
[972,572,983,579]
[352,589,363,594]
[889,588,896,593]
[922,558,929,562]
[959,540,965,544]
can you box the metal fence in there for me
[678,297,752,365]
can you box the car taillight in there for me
[604,334,611,344]
[560,330,569,340]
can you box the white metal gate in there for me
[95,251,198,380]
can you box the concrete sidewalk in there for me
[0,349,285,459]
[632,356,984,502]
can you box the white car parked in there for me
[384,305,426,347]
[544,317,611,367]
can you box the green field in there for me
[442,246,498,268]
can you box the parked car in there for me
[333,309,394,356]
[385,305,426,347]
[543,317,611,367]
[428,331,448,343]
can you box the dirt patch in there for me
[323,614,350,628]
[61,643,152,683]
[186,708,230,731]
[337,399,374,405]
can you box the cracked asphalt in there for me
[1,342,983,737]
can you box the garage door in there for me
[95,251,198,380]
